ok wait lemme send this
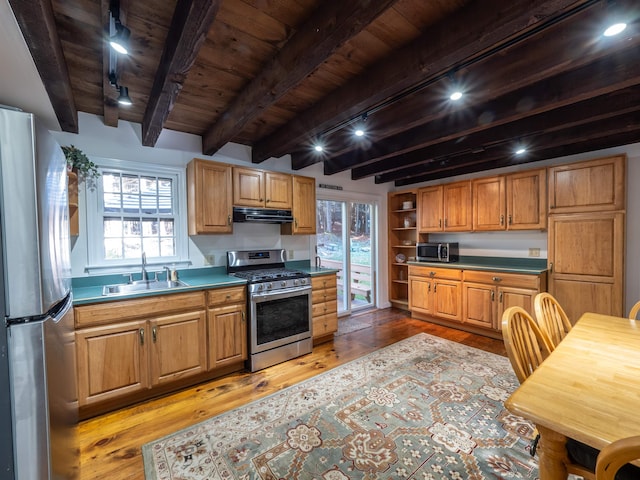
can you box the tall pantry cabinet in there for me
[547,155,626,320]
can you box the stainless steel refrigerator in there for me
[0,107,77,479]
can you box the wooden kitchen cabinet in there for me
[547,155,626,320]
[472,169,546,231]
[282,174,316,235]
[76,320,149,407]
[462,270,545,331]
[187,158,233,234]
[74,291,210,414]
[548,155,625,213]
[388,189,417,310]
[207,286,247,369]
[409,266,462,321]
[149,310,207,386]
[311,273,338,344]
[417,181,471,232]
[548,211,625,319]
[232,167,292,209]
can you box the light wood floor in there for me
[77,308,506,479]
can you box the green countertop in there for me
[72,262,339,305]
[406,256,548,274]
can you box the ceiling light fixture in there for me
[109,0,131,55]
[449,91,463,101]
[109,71,133,106]
[603,22,627,36]
[515,147,527,155]
[353,112,368,138]
[314,144,324,153]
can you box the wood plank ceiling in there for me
[9,0,640,186]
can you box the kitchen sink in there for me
[102,279,189,296]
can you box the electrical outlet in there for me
[288,249,295,260]
[205,254,215,265]
[528,248,540,257]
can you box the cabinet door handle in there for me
[499,292,503,303]
[428,282,431,292]
[434,283,437,293]
[439,219,442,228]
[227,214,232,226]
[139,328,144,345]
[549,262,553,274]
[295,218,298,227]
[500,214,504,226]
[508,214,513,225]
[444,218,448,228]
[152,326,157,343]
[491,290,495,301]
[492,276,502,282]
[242,311,245,322]
[265,198,269,203]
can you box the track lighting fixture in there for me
[109,0,130,55]
[108,71,132,106]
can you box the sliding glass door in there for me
[316,198,375,315]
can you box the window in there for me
[86,158,187,272]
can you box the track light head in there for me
[117,86,132,106]
[110,20,131,55]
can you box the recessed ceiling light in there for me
[603,22,627,37]
[314,145,324,152]
[515,147,527,155]
[450,91,463,101]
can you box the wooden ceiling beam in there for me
[299,2,639,171]
[141,0,221,147]
[101,0,120,127]
[201,0,400,156]
[8,0,78,132]
[391,114,640,186]
[378,104,640,185]
[252,0,593,163]
[343,48,640,179]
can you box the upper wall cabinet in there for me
[548,155,625,214]
[232,167,292,209]
[282,175,316,235]
[418,181,471,232]
[472,169,547,231]
[187,159,233,234]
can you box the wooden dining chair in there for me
[629,301,640,320]
[501,306,554,384]
[595,435,640,480]
[533,292,572,348]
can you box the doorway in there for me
[316,198,376,315]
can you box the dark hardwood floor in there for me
[77,308,506,479]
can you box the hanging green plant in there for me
[61,145,100,181]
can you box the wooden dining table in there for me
[505,311,640,480]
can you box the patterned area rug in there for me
[142,334,538,479]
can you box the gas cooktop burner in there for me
[231,268,308,283]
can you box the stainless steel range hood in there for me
[232,207,294,224]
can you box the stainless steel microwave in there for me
[416,242,459,263]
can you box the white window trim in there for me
[84,156,189,274]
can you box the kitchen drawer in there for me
[75,291,206,328]
[313,312,338,337]
[312,300,337,318]
[312,274,337,290]
[408,266,462,280]
[312,287,337,305]
[207,286,246,307]
[462,270,540,289]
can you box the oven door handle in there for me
[251,286,311,301]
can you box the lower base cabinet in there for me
[409,265,546,338]
[312,273,338,344]
[74,287,246,418]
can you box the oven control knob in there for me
[258,284,264,291]
[267,282,272,289]
[294,279,299,286]
[300,278,307,285]
[281,281,287,287]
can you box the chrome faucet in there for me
[141,252,149,281]
[315,255,322,268]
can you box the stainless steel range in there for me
[227,249,312,372]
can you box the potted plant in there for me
[61,145,100,182]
